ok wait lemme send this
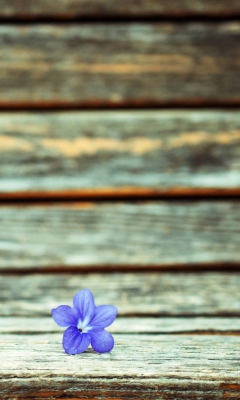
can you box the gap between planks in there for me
[0,0,240,21]
[0,0,240,17]
[0,104,239,111]
[1,16,240,24]
[0,188,240,204]
[0,263,240,275]
[0,100,240,110]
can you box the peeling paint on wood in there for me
[41,137,163,157]
[0,135,33,152]
[168,129,240,148]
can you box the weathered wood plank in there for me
[0,111,239,194]
[0,24,239,106]
[2,316,240,333]
[1,0,240,18]
[1,333,240,399]
[0,202,239,269]
[0,201,240,271]
[1,273,240,316]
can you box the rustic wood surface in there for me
[1,0,240,18]
[1,2,239,399]
[1,273,240,316]
[0,202,239,269]
[2,316,240,334]
[0,111,239,194]
[0,23,239,106]
[1,333,240,399]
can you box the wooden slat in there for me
[1,273,240,316]
[0,24,239,106]
[0,201,239,268]
[0,202,239,270]
[1,333,240,399]
[1,0,240,18]
[0,111,239,195]
[2,316,240,333]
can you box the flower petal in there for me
[63,326,91,354]
[90,305,118,328]
[90,329,114,353]
[73,289,95,321]
[51,305,78,327]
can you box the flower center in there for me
[77,317,93,333]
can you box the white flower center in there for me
[77,316,92,333]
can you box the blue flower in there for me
[51,289,117,354]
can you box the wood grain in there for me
[1,273,240,316]
[2,316,240,334]
[0,202,239,270]
[0,201,240,271]
[0,23,239,106]
[0,111,239,194]
[1,333,240,399]
[1,0,240,19]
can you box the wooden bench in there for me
[0,1,240,399]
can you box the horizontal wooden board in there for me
[0,24,239,106]
[1,273,240,316]
[0,201,240,271]
[2,316,240,334]
[0,202,239,269]
[1,0,240,18]
[1,333,240,399]
[0,111,239,194]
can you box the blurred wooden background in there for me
[0,1,240,399]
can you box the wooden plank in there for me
[0,202,239,270]
[1,273,240,316]
[1,0,240,19]
[0,24,239,106]
[0,111,239,195]
[1,333,240,399]
[2,316,240,333]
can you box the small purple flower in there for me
[51,289,117,354]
